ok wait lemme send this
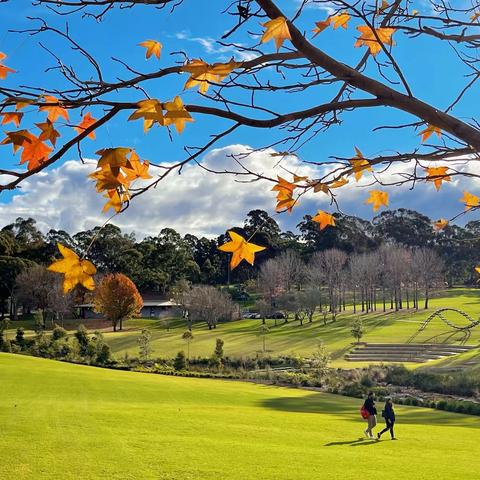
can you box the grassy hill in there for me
[1,353,479,480]
[101,288,480,364]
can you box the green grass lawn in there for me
[5,288,480,366]
[102,288,480,364]
[0,353,478,480]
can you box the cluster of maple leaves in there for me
[1,11,479,292]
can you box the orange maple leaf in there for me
[312,210,336,230]
[218,231,266,269]
[36,120,61,147]
[261,17,292,51]
[1,112,23,127]
[355,25,395,56]
[272,176,297,212]
[0,52,15,79]
[123,151,152,181]
[365,190,389,212]
[19,132,53,170]
[139,40,162,59]
[460,191,479,211]
[74,112,97,139]
[1,130,32,153]
[424,166,451,191]
[313,18,331,37]
[39,95,69,123]
[419,124,442,142]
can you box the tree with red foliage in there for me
[94,273,143,332]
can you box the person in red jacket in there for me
[363,392,377,439]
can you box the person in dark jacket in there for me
[377,398,397,440]
[363,392,377,438]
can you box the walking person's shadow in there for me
[325,437,378,447]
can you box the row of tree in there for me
[257,246,444,320]
[0,208,479,317]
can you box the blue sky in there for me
[0,0,479,237]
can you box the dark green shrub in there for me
[385,365,410,385]
[174,351,187,371]
[1,339,12,353]
[15,328,25,346]
[52,324,67,341]
[360,375,374,388]
[74,325,90,356]
[214,338,224,359]
[436,399,447,410]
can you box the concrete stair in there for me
[345,343,475,363]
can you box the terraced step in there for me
[345,343,477,363]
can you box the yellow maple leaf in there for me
[419,124,442,142]
[313,182,330,194]
[312,210,336,230]
[330,177,349,188]
[293,174,308,183]
[138,40,162,59]
[128,99,164,132]
[424,166,451,191]
[355,25,395,56]
[476,265,480,275]
[313,18,331,37]
[365,190,389,211]
[460,191,480,211]
[433,219,449,231]
[48,243,96,293]
[89,167,129,192]
[96,147,132,169]
[163,96,194,134]
[378,0,389,12]
[261,17,292,51]
[182,59,239,93]
[471,12,480,22]
[349,147,373,181]
[218,231,266,269]
[102,189,129,213]
[332,12,350,29]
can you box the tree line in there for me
[0,208,479,318]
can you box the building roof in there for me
[77,300,179,308]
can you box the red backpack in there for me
[360,405,369,419]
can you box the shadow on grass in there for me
[261,393,480,429]
[325,438,378,447]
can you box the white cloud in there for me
[0,146,478,239]
[174,31,257,62]
[0,146,306,238]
